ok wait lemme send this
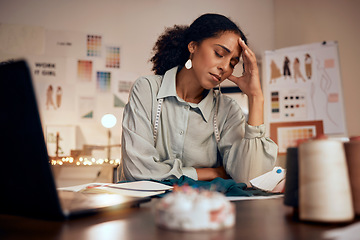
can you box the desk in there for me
[0,198,358,240]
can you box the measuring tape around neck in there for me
[153,92,220,146]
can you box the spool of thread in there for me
[284,147,299,208]
[344,136,360,215]
[299,139,354,222]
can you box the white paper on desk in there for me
[227,194,284,201]
[57,181,173,198]
[323,221,360,240]
[82,187,165,198]
[107,181,173,192]
[57,183,109,192]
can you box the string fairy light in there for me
[50,157,120,166]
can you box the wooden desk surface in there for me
[0,198,358,240]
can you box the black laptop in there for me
[0,60,149,220]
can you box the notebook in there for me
[0,60,150,220]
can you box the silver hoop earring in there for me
[185,59,192,69]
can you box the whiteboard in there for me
[262,41,347,137]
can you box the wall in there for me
[2,0,358,167]
[0,0,275,74]
[0,0,275,160]
[274,0,360,137]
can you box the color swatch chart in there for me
[77,60,92,82]
[282,92,306,119]
[271,90,307,120]
[96,71,111,92]
[271,91,280,118]
[106,46,120,68]
[277,126,315,153]
[87,35,102,57]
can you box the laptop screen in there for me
[0,60,65,219]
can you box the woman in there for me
[119,13,278,184]
[293,58,306,83]
[305,53,312,79]
[283,56,291,79]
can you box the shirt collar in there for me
[157,66,178,99]
[157,66,215,123]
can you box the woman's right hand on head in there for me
[228,38,263,99]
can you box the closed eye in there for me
[215,48,238,69]
[215,51,223,58]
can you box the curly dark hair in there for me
[150,13,247,75]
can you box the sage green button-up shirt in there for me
[119,67,278,183]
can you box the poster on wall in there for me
[79,96,95,120]
[87,34,103,57]
[96,71,111,92]
[45,29,86,58]
[77,60,93,82]
[0,22,127,149]
[26,55,66,83]
[111,71,138,108]
[106,46,120,68]
[0,23,45,55]
[35,82,76,112]
[270,120,324,154]
[263,41,347,151]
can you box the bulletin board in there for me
[263,41,347,151]
[0,23,136,156]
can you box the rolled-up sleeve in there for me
[218,99,278,184]
[119,77,197,181]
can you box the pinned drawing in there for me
[305,53,312,79]
[77,60,92,82]
[111,71,138,108]
[27,55,66,82]
[45,85,65,110]
[87,34,102,57]
[96,71,111,92]
[269,60,282,84]
[106,46,120,68]
[45,29,85,58]
[314,58,338,127]
[34,82,75,113]
[0,23,45,55]
[79,96,95,120]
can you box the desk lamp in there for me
[101,113,117,160]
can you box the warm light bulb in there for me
[101,114,117,128]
